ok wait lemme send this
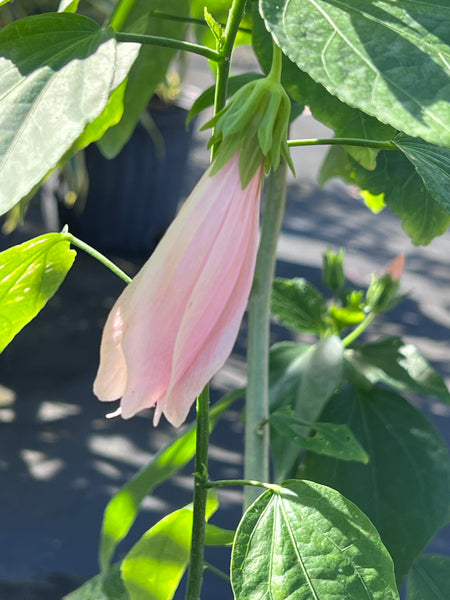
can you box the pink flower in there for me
[93,152,263,427]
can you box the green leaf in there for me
[204,523,235,546]
[0,0,11,6]
[394,134,450,214]
[300,385,450,583]
[260,0,450,147]
[271,277,328,335]
[231,479,399,600]
[188,73,264,122]
[0,233,76,353]
[252,6,395,170]
[58,0,80,12]
[63,564,128,600]
[99,390,241,570]
[320,147,450,245]
[271,408,368,463]
[0,13,139,215]
[270,337,344,481]
[191,0,252,49]
[407,554,450,600]
[121,495,218,600]
[98,0,189,158]
[345,337,450,403]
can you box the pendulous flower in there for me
[93,152,263,427]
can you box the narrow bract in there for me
[94,152,262,426]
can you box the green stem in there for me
[64,232,131,284]
[185,386,210,600]
[204,562,231,583]
[288,137,396,150]
[114,32,223,63]
[205,479,279,492]
[244,161,287,510]
[213,0,248,117]
[267,42,283,83]
[342,312,376,347]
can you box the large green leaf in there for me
[271,408,368,463]
[99,390,241,570]
[0,13,139,215]
[98,0,189,158]
[63,564,128,600]
[271,277,328,335]
[252,6,395,170]
[231,479,399,600]
[345,337,450,403]
[300,385,450,583]
[393,134,450,214]
[320,147,450,245]
[260,0,450,147]
[0,233,76,353]
[407,554,450,600]
[121,494,218,600]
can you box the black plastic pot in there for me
[56,103,195,258]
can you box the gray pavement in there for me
[0,53,449,599]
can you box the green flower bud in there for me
[322,248,345,293]
[366,256,405,313]
[203,76,294,188]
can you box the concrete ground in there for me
[0,51,449,599]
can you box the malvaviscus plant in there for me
[0,1,449,600]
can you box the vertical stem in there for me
[213,0,248,116]
[244,161,287,509]
[185,385,210,600]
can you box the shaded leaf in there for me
[98,0,189,158]
[394,134,450,214]
[0,233,76,353]
[252,5,395,170]
[231,479,398,600]
[99,390,241,570]
[270,338,344,481]
[260,0,450,146]
[63,564,128,600]
[300,385,450,583]
[407,554,450,600]
[121,495,218,600]
[204,523,234,546]
[320,147,450,245]
[345,337,450,403]
[271,277,328,335]
[0,13,139,214]
[271,408,368,463]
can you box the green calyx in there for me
[203,76,294,188]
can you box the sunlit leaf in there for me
[0,13,139,214]
[99,390,242,570]
[121,494,218,600]
[231,479,398,600]
[261,0,450,146]
[58,0,80,12]
[98,0,189,158]
[0,233,76,353]
[252,6,394,169]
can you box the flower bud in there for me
[322,248,345,293]
[366,255,405,313]
[204,76,294,188]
